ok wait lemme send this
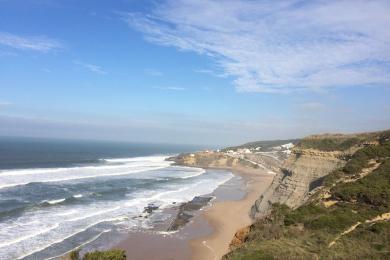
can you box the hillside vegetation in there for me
[65,249,126,260]
[225,130,390,260]
[295,131,389,151]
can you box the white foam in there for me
[6,220,40,230]
[45,229,112,260]
[55,210,77,216]
[73,194,83,198]
[17,216,126,260]
[0,162,233,259]
[180,168,205,179]
[0,156,172,177]
[0,223,60,248]
[43,199,66,205]
[103,155,169,163]
[156,230,178,235]
[67,207,121,222]
[0,156,173,189]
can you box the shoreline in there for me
[189,168,274,260]
[115,166,274,260]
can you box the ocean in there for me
[0,137,233,259]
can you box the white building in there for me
[237,148,251,154]
[281,143,294,149]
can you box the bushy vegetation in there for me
[224,138,390,260]
[297,137,361,151]
[66,249,126,260]
[321,139,390,187]
[83,249,126,260]
[343,141,390,175]
[333,159,390,207]
[323,221,390,259]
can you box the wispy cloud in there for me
[0,32,62,52]
[144,68,163,76]
[73,60,107,75]
[194,69,227,78]
[124,0,390,93]
[153,86,186,91]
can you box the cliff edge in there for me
[225,130,390,259]
[251,131,384,218]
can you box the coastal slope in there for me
[225,130,390,259]
[250,135,361,218]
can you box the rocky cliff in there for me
[250,131,385,218]
[250,148,346,218]
[171,152,240,168]
[169,151,267,173]
[225,130,390,260]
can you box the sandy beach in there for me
[116,167,274,260]
[190,168,274,260]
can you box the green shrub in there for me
[284,204,326,226]
[304,207,358,233]
[82,249,126,260]
[224,249,275,260]
[333,159,390,207]
[69,250,80,260]
[322,170,343,187]
[298,137,360,151]
[65,249,126,260]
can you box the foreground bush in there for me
[66,249,126,260]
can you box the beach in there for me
[190,168,274,260]
[116,167,275,260]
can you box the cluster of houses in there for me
[225,148,252,155]
[274,143,294,155]
[224,143,295,156]
[192,143,295,159]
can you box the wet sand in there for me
[116,168,274,260]
[116,214,212,260]
[190,168,274,260]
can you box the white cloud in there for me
[123,0,390,93]
[0,32,62,52]
[194,69,227,78]
[73,60,107,75]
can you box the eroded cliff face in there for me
[250,130,389,218]
[172,146,350,219]
[169,151,267,173]
[171,131,388,221]
[251,148,347,218]
[171,152,240,168]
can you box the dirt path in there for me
[328,212,390,248]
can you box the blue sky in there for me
[0,0,389,146]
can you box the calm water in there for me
[0,137,232,259]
